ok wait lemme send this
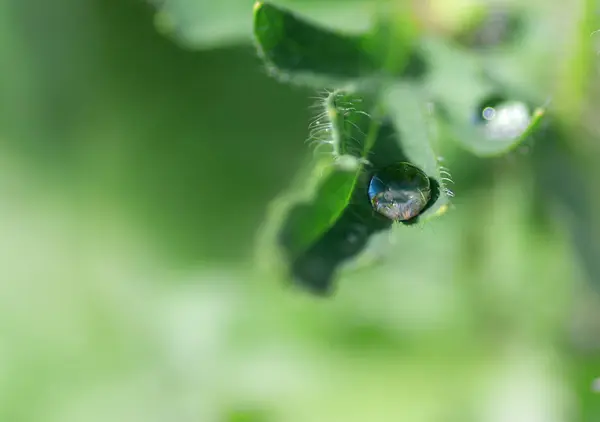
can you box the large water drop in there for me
[368,163,432,221]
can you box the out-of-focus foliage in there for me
[253,2,542,292]
[0,0,600,421]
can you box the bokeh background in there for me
[1,0,600,421]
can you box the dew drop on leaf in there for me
[368,163,432,221]
[475,95,532,141]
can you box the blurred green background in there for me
[1,0,600,421]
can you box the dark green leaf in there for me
[253,1,383,86]
[278,91,379,259]
[255,91,381,293]
[257,88,449,294]
[252,2,427,88]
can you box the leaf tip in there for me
[533,107,545,119]
[434,203,450,217]
[253,1,264,14]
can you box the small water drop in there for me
[476,95,531,141]
[482,106,496,121]
[368,163,431,221]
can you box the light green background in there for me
[0,0,599,421]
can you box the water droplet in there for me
[476,95,531,141]
[368,163,431,221]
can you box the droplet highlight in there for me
[476,95,532,141]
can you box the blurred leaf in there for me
[224,406,272,422]
[279,91,378,259]
[152,0,376,49]
[152,0,252,48]
[422,38,546,156]
[449,100,546,157]
[533,126,600,292]
[552,0,597,127]
[453,5,525,49]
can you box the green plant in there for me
[252,1,546,294]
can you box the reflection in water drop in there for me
[368,163,431,221]
[482,107,496,121]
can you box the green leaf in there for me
[257,89,450,294]
[279,91,378,258]
[152,0,375,49]
[444,100,546,157]
[383,83,451,220]
[533,126,600,292]
[453,5,525,49]
[253,1,382,86]
[422,38,546,157]
[252,2,426,87]
[280,164,360,262]
[256,90,383,293]
[152,1,251,48]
